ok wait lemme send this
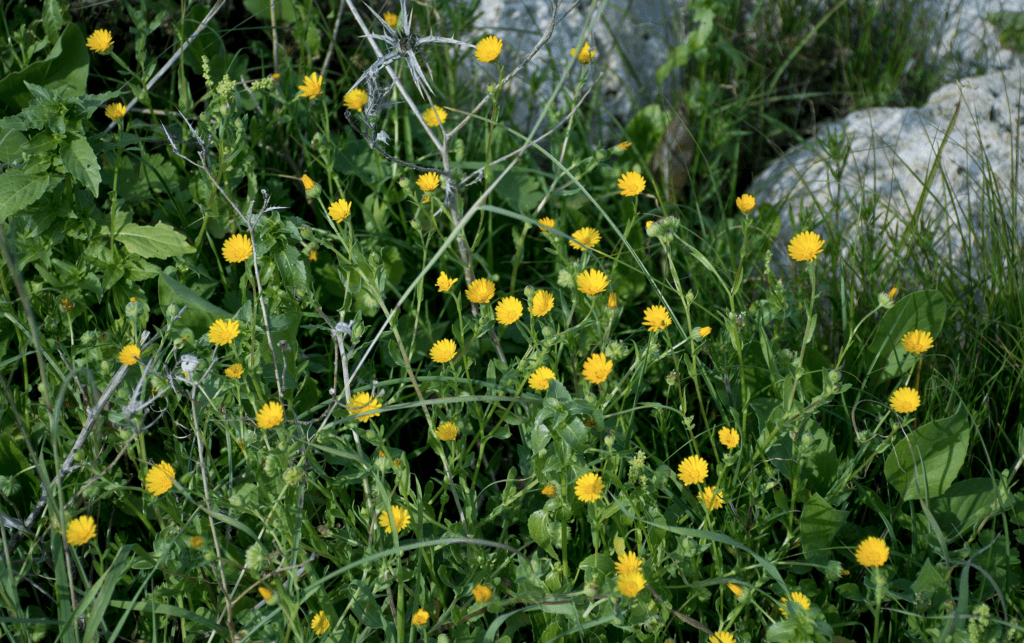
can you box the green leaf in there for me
[106,600,228,637]
[988,12,1024,53]
[930,478,1015,538]
[117,222,196,259]
[243,0,298,22]
[0,25,88,116]
[59,134,100,196]
[158,271,232,333]
[799,494,848,564]
[0,170,50,224]
[884,403,970,500]
[859,290,946,383]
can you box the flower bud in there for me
[245,543,268,570]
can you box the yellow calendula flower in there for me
[328,198,352,223]
[435,421,458,441]
[258,586,272,600]
[436,271,458,292]
[537,217,556,231]
[86,29,114,53]
[383,11,399,28]
[145,461,176,496]
[348,392,382,423]
[528,366,556,391]
[699,486,725,511]
[411,608,430,626]
[118,344,141,366]
[105,102,127,121]
[710,632,736,643]
[617,141,632,150]
[889,287,899,299]
[190,535,204,548]
[901,329,934,355]
[735,194,756,213]
[889,387,920,413]
[530,290,554,317]
[472,583,493,602]
[224,363,244,379]
[614,551,643,575]
[780,591,812,619]
[699,326,712,338]
[607,292,618,308]
[311,610,329,636]
[676,455,709,485]
[574,472,604,503]
[208,319,240,346]
[344,88,369,112]
[617,171,646,196]
[642,305,672,332]
[541,483,556,497]
[576,268,609,295]
[417,172,441,193]
[570,42,595,63]
[465,278,496,304]
[222,234,253,263]
[569,227,601,250]
[298,72,323,99]
[855,536,889,567]
[422,105,448,127]
[475,35,503,63]
[495,296,524,325]
[66,515,97,546]
[378,505,411,534]
[616,571,646,598]
[256,401,285,429]
[308,249,318,262]
[582,352,613,384]
[301,174,316,191]
[727,583,743,597]
[718,427,740,449]
[787,230,825,262]
[430,338,458,363]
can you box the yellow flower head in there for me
[607,292,618,308]
[256,401,285,429]
[788,230,825,262]
[718,427,740,449]
[298,72,323,100]
[727,583,743,597]
[855,535,889,567]
[642,305,672,332]
[699,326,712,338]
[541,483,556,497]
[208,319,240,346]
[257,586,272,600]
[190,535,204,548]
[411,608,430,626]
[348,392,382,422]
[901,329,934,355]
[378,505,411,534]
[676,455,709,485]
[475,35,503,62]
[528,366,556,391]
[222,234,253,263]
[616,571,646,598]
[311,610,329,636]
[699,486,725,511]
[118,344,141,366]
[383,11,399,28]
[145,461,176,496]
[301,174,316,191]
[614,551,643,575]
[436,271,458,292]
[105,102,127,121]
[417,172,441,193]
[308,249,318,262]
[889,287,899,299]
[736,194,756,213]
[66,515,97,546]
[537,217,556,232]
[617,171,646,196]
[423,105,448,127]
[617,141,632,150]
[86,29,114,53]
[576,268,609,295]
[430,338,458,363]
[472,584,493,602]
[344,88,369,111]
[569,227,601,250]
[780,591,812,619]
[582,352,613,384]
[570,42,596,63]
[328,198,352,223]
[530,290,554,317]
[710,632,736,643]
[575,472,604,503]
[889,387,920,413]
[225,363,244,379]
[495,296,524,325]
[435,421,458,441]
[465,278,496,304]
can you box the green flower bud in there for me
[283,467,304,486]
[604,340,629,361]
[244,543,268,571]
[556,269,573,288]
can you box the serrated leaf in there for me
[60,134,100,196]
[0,170,50,223]
[117,222,196,259]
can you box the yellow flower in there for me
[699,486,725,511]
[256,401,285,429]
[576,268,609,295]
[344,88,368,111]
[145,461,176,496]
[787,230,825,262]
[537,217,556,231]
[901,329,934,355]
[495,296,523,325]
[569,227,601,250]
[465,278,496,304]
[118,344,141,366]
[642,305,672,332]
[581,352,613,384]
[105,102,127,121]
[726,583,743,596]
[617,171,646,196]
[430,338,458,363]
[617,141,632,150]
[736,194,756,213]
[719,427,739,449]
[311,610,329,636]
[616,571,646,598]
[417,172,441,193]
[348,392,382,423]
[710,632,736,643]
[699,326,712,338]
[301,174,316,190]
[308,249,318,262]
[66,515,97,546]
[889,287,899,299]
[61,297,75,311]
[436,271,458,292]
[780,591,812,619]
[530,290,554,317]
[607,292,618,308]
[258,586,272,600]
[528,366,556,391]
[328,198,352,223]
[541,483,556,497]
[570,42,595,63]
[472,584,493,602]
[855,536,889,567]
[189,535,204,548]
[889,387,920,413]
[383,11,399,28]
[575,472,604,503]
[222,234,253,263]
[378,505,411,534]
[208,319,240,346]
[298,72,323,99]
[475,35,503,62]
[614,551,643,575]
[435,421,458,441]
[676,455,708,485]
[225,363,244,379]
[411,608,430,626]
[423,105,448,127]
[86,29,114,53]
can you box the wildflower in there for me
[537,217,556,231]
[495,296,524,325]
[780,592,812,618]
[190,535,204,548]
[105,103,127,121]
[575,472,604,502]
[145,461,176,496]
[576,269,609,295]
[889,287,899,299]
[569,227,601,250]
[570,42,596,63]
[719,427,739,449]
[256,401,284,429]
[727,583,742,596]
[208,319,240,346]
[710,632,736,643]
[530,290,554,317]
[475,35,503,62]
[302,174,316,191]
[311,610,329,636]
[258,586,272,600]
[472,584,493,602]
[66,516,97,546]
[305,249,317,263]
[423,105,448,127]
[298,72,323,99]
[86,29,114,53]
[642,305,672,332]
[735,194,756,213]
[224,363,244,379]
[435,421,458,441]
[344,88,369,111]
[889,387,920,413]
[328,198,352,223]
[430,338,458,363]
[118,344,141,366]
[901,329,934,355]
[383,11,399,28]
[616,571,646,597]
[61,298,75,311]
[378,505,411,534]
[348,392,382,422]
[676,455,709,485]
[787,230,825,262]
[617,141,632,150]
[699,486,725,511]
[222,234,253,263]
[411,608,430,626]
[614,551,643,575]
[646,221,654,229]
[436,271,458,292]
[582,352,613,384]
[465,278,496,304]
[541,483,556,497]
[855,536,889,567]
[699,326,712,338]
[607,292,618,308]
[417,172,441,193]
[617,171,646,197]
[528,366,556,391]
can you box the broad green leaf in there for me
[59,134,100,196]
[884,403,970,500]
[106,600,228,637]
[0,170,50,224]
[244,0,298,22]
[0,25,88,116]
[800,493,848,563]
[859,290,946,383]
[158,272,232,332]
[117,222,196,259]
[930,478,1015,538]
[0,128,29,163]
